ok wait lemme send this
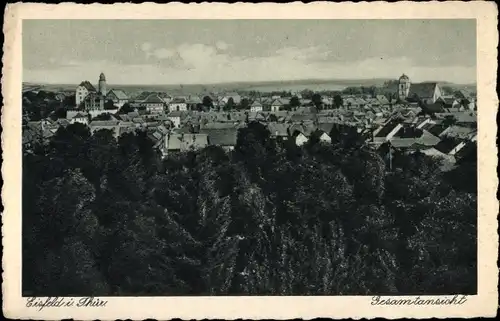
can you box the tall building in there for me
[398,74,411,100]
[98,72,107,96]
[75,81,97,106]
[75,73,108,110]
[397,73,442,104]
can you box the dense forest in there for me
[23,121,477,296]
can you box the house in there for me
[89,120,121,138]
[221,93,242,105]
[186,95,202,110]
[250,101,263,112]
[55,92,67,102]
[293,132,308,146]
[66,111,89,125]
[457,97,475,110]
[75,81,97,106]
[167,110,184,128]
[453,90,471,100]
[163,133,208,155]
[317,123,335,136]
[141,94,165,114]
[321,97,334,109]
[202,128,238,151]
[373,119,404,142]
[433,137,468,156]
[158,92,173,104]
[310,129,332,144]
[56,118,70,127]
[83,91,105,111]
[440,125,476,140]
[435,111,477,126]
[376,95,391,106]
[319,131,331,143]
[23,121,55,147]
[290,113,316,123]
[299,98,312,107]
[132,117,146,128]
[438,96,460,109]
[288,123,315,146]
[388,129,441,150]
[76,73,109,109]
[406,82,442,104]
[169,98,188,112]
[422,123,450,137]
[270,99,285,112]
[106,89,129,108]
[268,123,289,141]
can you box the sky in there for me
[23,19,476,85]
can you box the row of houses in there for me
[370,112,477,168]
[24,107,477,173]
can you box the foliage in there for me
[289,96,301,109]
[202,96,214,109]
[224,97,236,111]
[333,94,343,109]
[104,99,116,110]
[119,103,134,114]
[23,121,477,296]
[311,93,322,109]
[92,113,113,121]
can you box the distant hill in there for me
[23,78,476,95]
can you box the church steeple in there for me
[98,72,107,96]
[398,73,411,101]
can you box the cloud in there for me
[275,46,331,62]
[152,48,176,59]
[177,43,219,69]
[24,44,476,85]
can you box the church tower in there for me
[398,73,411,101]
[98,72,107,96]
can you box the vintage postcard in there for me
[2,1,498,320]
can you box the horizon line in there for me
[23,77,477,87]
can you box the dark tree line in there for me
[23,121,477,296]
[23,91,75,121]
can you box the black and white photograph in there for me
[20,18,480,297]
[2,2,498,319]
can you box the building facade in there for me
[106,89,129,108]
[397,73,442,104]
[75,72,108,110]
[398,74,411,101]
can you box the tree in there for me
[23,111,477,296]
[239,98,250,110]
[62,94,76,109]
[202,96,214,109]
[311,93,323,109]
[51,106,67,120]
[300,89,314,99]
[104,99,116,110]
[224,97,235,111]
[333,95,343,109]
[268,114,278,122]
[289,96,301,110]
[119,103,133,114]
[92,113,113,121]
